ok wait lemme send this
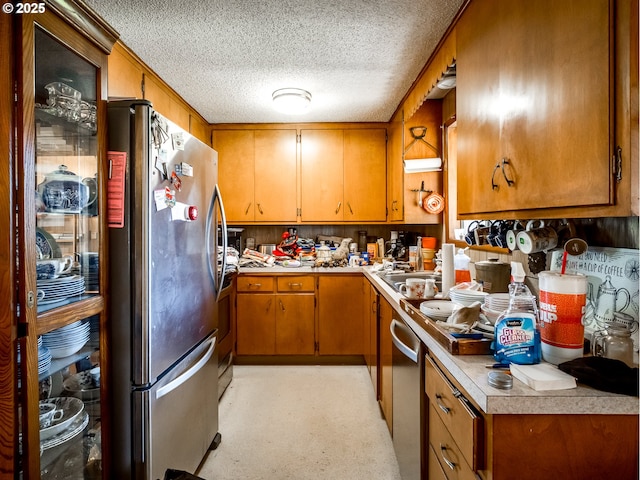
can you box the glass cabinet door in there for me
[34,27,100,312]
[18,20,107,479]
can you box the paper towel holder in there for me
[403,126,441,173]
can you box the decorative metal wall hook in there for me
[404,126,440,157]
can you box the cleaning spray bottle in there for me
[493,262,541,365]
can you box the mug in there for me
[487,220,510,248]
[39,402,64,429]
[36,255,73,279]
[424,279,438,299]
[516,220,558,254]
[348,254,361,267]
[89,366,101,387]
[505,221,525,251]
[473,221,493,246]
[463,221,480,246]
[399,278,426,299]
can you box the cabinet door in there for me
[457,0,612,215]
[275,294,315,355]
[317,276,364,355]
[236,294,275,354]
[254,130,298,222]
[387,112,404,222]
[300,130,344,221]
[107,42,143,99]
[343,129,387,221]
[213,130,255,221]
[379,297,393,432]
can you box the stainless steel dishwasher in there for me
[391,317,426,480]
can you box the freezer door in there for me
[134,332,219,480]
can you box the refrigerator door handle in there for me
[156,336,217,400]
[206,184,228,301]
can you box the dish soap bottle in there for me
[454,248,471,283]
[493,262,541,365]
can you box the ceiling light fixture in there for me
[272,88,312,114]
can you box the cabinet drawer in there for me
[426,355,482,470]
[429,404,476,480]
[277,276,315,292]
[237,276,275,292]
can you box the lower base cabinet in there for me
[426,353,639,480]
[235,273,364,357]
[236,275,315,355]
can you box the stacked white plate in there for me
[88,316,100,348]
[448,288,488,306]
[38,336,52,375]
[420,300,462,322]
[42,320,90,358]
[37,275,85,306]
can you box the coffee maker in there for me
[389,230,420,261]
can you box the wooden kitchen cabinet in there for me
[387,110,404,222]
[426,353,639,480]
[300,128,387,222]
[236,275,315,355]
[214,129,297,223]
[362,279,379,396]
[317,275,365,355]
[378,296,393,432]
[8,4,117,477]
[456,0,616,217]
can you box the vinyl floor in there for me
[197,365,401,480]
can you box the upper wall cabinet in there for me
[456,0,624,218]
[213,129,297,223]
[300,129,387,222]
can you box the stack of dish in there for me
[63,370,100,403]
[448,288,488,306]
[37,337,52,375]
[37,275,85,307]
[420,300,462,322]
[39,397,88,467]
[42,320,90,358]
[88,316,99,348]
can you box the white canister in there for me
[538,271,588,364]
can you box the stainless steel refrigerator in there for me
[107,100,227,480]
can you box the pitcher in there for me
[593,276,631,327]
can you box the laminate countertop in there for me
[237,265,638,415]
[361,267,639,416]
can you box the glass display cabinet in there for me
[13,4,117,478]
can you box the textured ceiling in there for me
[83,0,465,124]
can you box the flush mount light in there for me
[272,88,312,114]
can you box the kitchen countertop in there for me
[237,265,638,415]
[361,267,639,416]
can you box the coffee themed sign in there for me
[550,247,640,351]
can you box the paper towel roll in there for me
[441,243,455,297]
[403,158,442,173]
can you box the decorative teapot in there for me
[37,165,94,214]
[593,275,631,327]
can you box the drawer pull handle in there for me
[439,443,456,470]
[435,394,450,414]
[248,283,262,288]
[288,283,303,288]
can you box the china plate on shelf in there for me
[36,227,62,259]
[39,397,85,442]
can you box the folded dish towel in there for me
[558,356,639,397]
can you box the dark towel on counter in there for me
[558,356,639,397]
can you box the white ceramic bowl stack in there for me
[39,397,88,467]
[41,320,90,358]
[448,289,488,306]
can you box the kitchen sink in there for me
[379,272,442,293]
